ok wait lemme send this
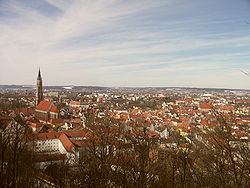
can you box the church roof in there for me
[50,106,59,113]
[36,101,53,111]
[36,101,58,113]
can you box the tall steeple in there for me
[36,68,43,106]
[37,68,42,80]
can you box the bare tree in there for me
[0,115,36,188]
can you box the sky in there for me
[0,0,250,89]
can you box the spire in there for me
[37,68,42,80]
[36,68,43,106]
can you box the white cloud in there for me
[0,0,250,89]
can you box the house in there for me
[69,100,90,109]
[27,122,44,132]
[69,101,81,108]
[199,103,214,112]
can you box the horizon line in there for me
[0,84,249,91]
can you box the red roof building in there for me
[69,101,81,107]
[27,122,44,132]
[35,101,59,122]
[59,133,75,152]
[199,103,214,111]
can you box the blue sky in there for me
[0,0,250,89]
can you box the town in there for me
[0,69,249,187]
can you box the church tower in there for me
[36,68,43,106]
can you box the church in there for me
[34,69,59,122]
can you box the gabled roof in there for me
[36,101,58,113]
[59,133,74,152]
[36,101,53,111]
[50,106,59,113]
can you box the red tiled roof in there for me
[179,121,189,128]
[16,108,35,114]
[70,101,80,105]
[71,118,81,123]
[236,100,250,104]
[36,101,59,113]
[49,118,63,124]
[28,122,43,128]
[59,133,74,152]
[50,106,59,113]
[120,114,129,120]
[199,103,213,109]
[64,131,90,138]
[200,119,208,126]
[36,101,53,111]
[131,109,141,115]
[235,130,248,139]
[71,140,91,147]
[165,119,173,125]
[215,105,233,111]
[146,131,158,137]
[0,116,11,120]
[30,132,62,140]
[72,124,83,130]
[28,131,90,142]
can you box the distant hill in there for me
[0,85,249,92]
[0,85,33,89]
[0,85,110,90]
